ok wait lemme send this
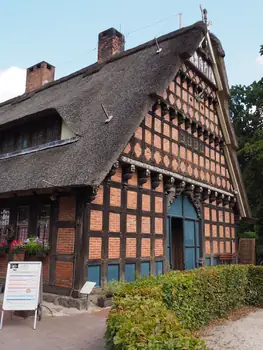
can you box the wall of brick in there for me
[56,228,75,254]
[203,200,236,264]
[0,255,8,279]
[86,165,166,287]
[108,237,120,259]
[55,261,73,288]
[59,196,76,221]
[55,195,76,289]
[89,237,102,259]
[90,210,103,231]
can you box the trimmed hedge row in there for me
[105,265,263,349]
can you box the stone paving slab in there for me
[0,308,108,350]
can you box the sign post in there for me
[80,281,96,310]
[0,261,42,330]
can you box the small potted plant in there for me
[11,239,26,261]
[98,280,124,308]
[24,236,50,260]
[0,240,8,256]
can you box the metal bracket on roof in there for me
[155,38,162,54]
[101,104,113,123]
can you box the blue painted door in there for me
[167,195,200,270]
[184,219,200,270]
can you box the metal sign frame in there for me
[0,261,42,330]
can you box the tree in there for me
[230,79,263,258]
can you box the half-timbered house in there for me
[0,21,251,295]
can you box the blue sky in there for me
[0,0,262,101]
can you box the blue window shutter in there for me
[125,264,136,282]
[88,265,101,287]
[205,257,211,266]
[155,261,163,276]
[107,264,120,282]
[141,262,150,278]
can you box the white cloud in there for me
[0,67,26,103]
[256,56,263,65]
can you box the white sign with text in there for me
[0,261,42,330]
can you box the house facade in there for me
[0,21,250,296]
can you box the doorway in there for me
[167,195,201,270]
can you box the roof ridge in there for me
[0,21,206,108]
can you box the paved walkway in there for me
[203,309,263,350]
[0,308,108,350]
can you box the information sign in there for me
[0,261,42,330]
[80,281,96,310]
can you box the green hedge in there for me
[105,265,263,349]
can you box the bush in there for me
[106,265,263,349]
[105,296,206,350]
[238,231,257,239]
[103,280,127,298]
[246,266,263,306]
[162,265,248,329]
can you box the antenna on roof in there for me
[178,13,182,29]
[200,5,208,24]
[101,104,113,124]
[200,5,212,31]
[155,38,162,54]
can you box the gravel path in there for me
[203,309,263,350]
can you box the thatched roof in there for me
[0,21,251,218]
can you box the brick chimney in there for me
[25,61,55,93]
[98,28,125,63]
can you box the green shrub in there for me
[106,296,206,350]
[238,231,257,239]
[103,280,127,298]
[162,265,248,329]
[105,265,263,349]
[246,266,263,306]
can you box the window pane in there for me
[0,208,10,242]
[0,208,10,228]
[37,204,51,243]
[17,206,29,240]
[184,220,195,246]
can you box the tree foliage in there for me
[230,79,263,256]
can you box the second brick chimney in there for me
[25,61,55,93]
[98,28,125,64]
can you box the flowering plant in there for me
[24,236,50,257]
[0,240,8,252]
[11,239,26,253]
